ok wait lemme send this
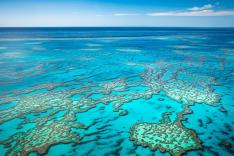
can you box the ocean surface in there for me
[0,27,233,156]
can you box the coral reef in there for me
[130,113,202,156]
[0,82,66,104]
[0,112,81,156]
[0,89,81,124]
[0,61,220,156]
[101,79,127,94]
[141,65,219,105]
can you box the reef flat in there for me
[130,113,202,156]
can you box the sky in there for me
[0,0,234,27]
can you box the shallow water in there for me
[0,28,233,156]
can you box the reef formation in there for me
[0,112,81,156]
[0,61,220,156]
[130,113,202,156]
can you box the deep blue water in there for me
[0,28,233,156]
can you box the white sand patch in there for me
[152,36,179,40]
[32,46,47,50]
[0,47,7,50]
[154,37,170,40]
[174,45,192,49]
[77,57,96,61]
[86,43,102,47]
[117,48,142,53]
[125,62,139,66]
[172,50,191,56]
[79,48,102,51]
[2,52,24,58]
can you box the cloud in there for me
[188,4,213,11]
[97,4,234,18]
[147,4,234,17]
[113,13,139,16]
[147,10,234,16]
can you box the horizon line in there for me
[0,26,234,28]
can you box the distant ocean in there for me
[0,27,233,156]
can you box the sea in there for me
[0,27,233,156]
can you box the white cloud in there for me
[147,4,234,17]
[113,13,139,16]
[96,13,139,17]
[147,10,234,16]
[188,4,213,11]
[96,4,234,18]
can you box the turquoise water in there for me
[0,28,233,156]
